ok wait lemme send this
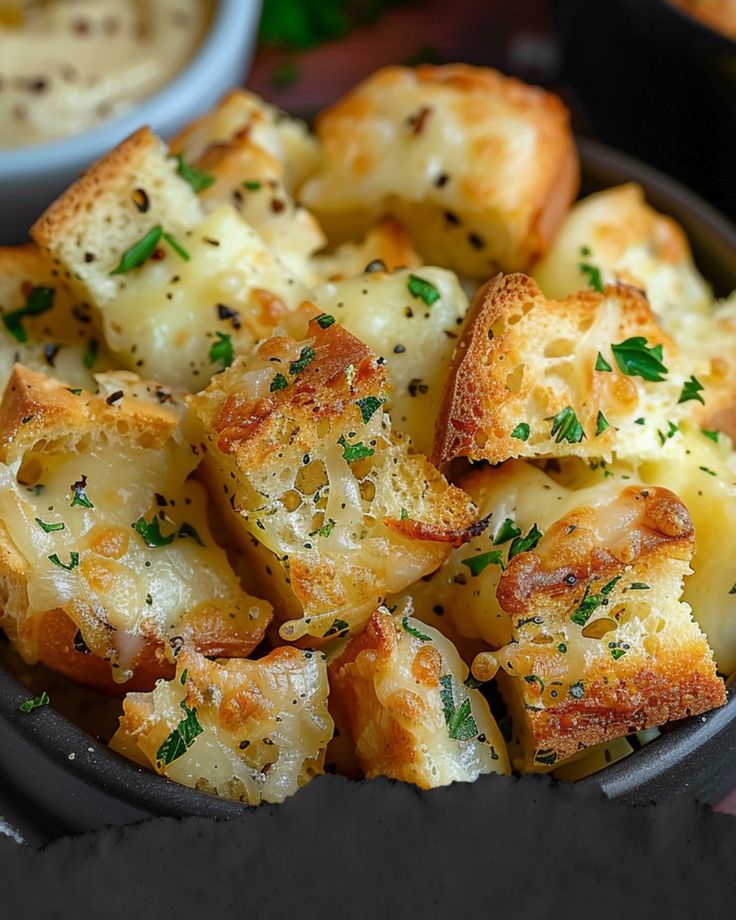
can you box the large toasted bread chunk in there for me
[0,366,271,694]
[328,607,508,787]
[0,244,110,390]
[487,482,724,768]
[189,310,479,642]
[434,273,702,466]
[111,646,332,804]
[308,265,468,455]
[31,128,307,390]
[300,64,578,277]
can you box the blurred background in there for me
[250,0,736,220]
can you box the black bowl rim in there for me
[1,136,736,830]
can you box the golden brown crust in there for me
[0,364,177,463]
[434,273,684,466]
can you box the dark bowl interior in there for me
[1,137,735,840]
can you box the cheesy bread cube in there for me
[313,218,422,282]
[111,646,332,804]
[189,310,479,642]
[0,366,271,694]
[170,88,321,196]
[31,128,307,391]
[300,64,578,277]
[308,266,468,455]
[485,482,724,769]
[0,244,110,390]
[434,273,704,467]
[531,184,713,334]
[328,607,508,788]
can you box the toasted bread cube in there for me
[485,481,724,769]
[170,89,321,196]
[300,65,578,277]
[328,607,508,787]
[31,128,307,391]
[111,646,332,804]
[0,244,111,389]
[308,266,468,455]
[531,184,713,333]
[0,366,271,694]
[434,273,704,466]
[552,424,736,676]
[313,218,422,282]
[189,311,479,642]
[171,92,325,287]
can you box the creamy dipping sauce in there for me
[0,0,213,148]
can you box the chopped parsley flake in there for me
[178,522,205,546]
[133,516,175,548]
[162,231,190,262]
[461,551,505,576]
[356,396,384,423]
[578,258,604,293]
[595,410,609,435]
[3,286,54,343]
[508,524,543,560]
[70,475,94,509]
[48,551,79,571]
[511,422,530,441]
[310,518,336,538]
[702,429,720,443]
[323,618,350,638]
[730,584,736,595]
[174,153,215,193]
[209,331,234,369]
[570,576,621,626]
[534,749,557,766]
[110,225,163,275]
[439,675,478,741]
[315,313,335,329]
[270,373,288,392]
[595,351,612,373]
[156,700,204,766]
[35,517,65,533]
[493,518,521,545]
[19,691,49,713]
[338,434,374,463]
[82,338,99,369]
[610,337,668,381]
[400,508,409,520]
[699,466,717,477]
[407,273,441,306]
[549,406,585,444]
[678,375,705,405]
[402,617,432,641]
[628,582,650,590]
[243,180,262,191]
[180,669,188,685]
[611,648,627,661]
[289,346,315,375]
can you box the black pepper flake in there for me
[444,210,460,226]
[73,630,91,655]
[270,199,286,214]
[364,259,387,274]
[239,740,250,750]
[71,305,92,325]
[468,232,485,250]
[393,344,406,354]
[83,252,96,263]
[44,343,60,367]
[435,172,449,188]
[132,188,150,213]
[216,304,241,329]
[21,415,33,425]
[406,105,432,135]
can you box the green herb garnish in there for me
[323,617,350,638]
[156,700,204,765]
[610,337,668,381]
[596,411,609,435]
[174,153,215,193]
[402,617,432,642]
[356,396,384,423]
[407,273,440,306]
[48,551,79,571]
[35,517,65,533]
[338,434,374,463]
[19,691,50,713]
[3,286,54,343]
[439,675,478,741]
[461,551,505,576]
[70,475,93,509]
[82,338,99,369]
[578,259,604,293]
[493,518,521,545]
[178,522,205,546]
[133,516,175,548]
[702,429,720,443]
[595,351,612,373]
[511,422,530,441]
[110,225,163,275]
[315,313,335,329]
[289,346,315,375]
[270,373,288,392]
[549,406,585,444]
[209,331,234,369]
[243,180,262,191]
[508,524,543,560]
[678,375,705,405]
[162,231,190,262]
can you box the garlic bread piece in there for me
[31,128,307,391]
[313,218,422,282]
[435,273,701,466]
[0,244,110,389]
[189,311,479,642]
[328,607,508,788]
[170,88,321,196]
[111,646,332,804]
[486,482,724,769]
[0,366,271,694]
[300,64,578,277]
[531,184,713,335]
[309,266,468,455]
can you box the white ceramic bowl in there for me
[0,0,262,244]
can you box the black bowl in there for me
[1,138,736,841]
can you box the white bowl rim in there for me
[0,0,259,174]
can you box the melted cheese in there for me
[308,267,468,455]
